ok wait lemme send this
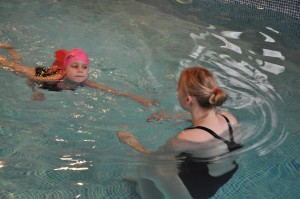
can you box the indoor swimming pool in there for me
[0,0,299,198]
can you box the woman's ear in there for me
[186,95,193,105]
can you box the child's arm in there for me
[26,79,46,101]
[0,43,21,63]
[27,72,64,83]
[0,43,21,69]
[84,79,159,106]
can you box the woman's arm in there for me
[117,131,151,154]
[84,80,159,106]
[117,131,188,155]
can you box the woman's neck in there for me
[190,107,216,126]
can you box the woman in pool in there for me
[117,66,243,198]
[0,42,157,106]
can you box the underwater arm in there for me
[84,80,159,106]
[26,79,45,101]
[117,131,152,154]
[117,131,188,155]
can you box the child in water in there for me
[0,43,158,106]
[117,66,243,199]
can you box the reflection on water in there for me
[186,26,287,156]
[258,60,285,75]
[189,28,286,76]
[176,0,193,4]
[0,0,298,198]
[211,33,242,54]
[221,31,243,39]
[0,161,4,168]
[54,154,89,171]
[259,32,275,42]
[262,48,285,60]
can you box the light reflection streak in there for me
[266,27,279,34]
[54,167,89,171]
[258,60,285,75]
[190,32,210,41]
[0,161,5,168]
[221,31,243,39]
[259,32,275,42]
[189,45,206,59]
[176,0,193,4]
[262,49,285,60]
[211,33,242,54]
[207,25,216,30]
[54,155,91,171]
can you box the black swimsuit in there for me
[184,115,242,152]
[35,67,65,91]
[35,67,82,91]
[177,115,242,199]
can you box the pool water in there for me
[0,0,299,198]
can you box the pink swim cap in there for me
[63,48,89,68]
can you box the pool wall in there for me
[215,0,300,19]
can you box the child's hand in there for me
[0,43,13,49]
[147,110,171,122]
[140,98,160,107]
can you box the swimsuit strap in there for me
[184,115,242,151]
[185,126,232,146]
[220,115,234,142]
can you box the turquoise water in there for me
[0,0,299,198]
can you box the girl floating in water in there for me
[0,42,158,106]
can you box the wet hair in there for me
[178,66,227,108]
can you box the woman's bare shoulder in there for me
[176,129,214,143]
[217,109,238,125]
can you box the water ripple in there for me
[179,27,288,158]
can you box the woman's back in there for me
[175,111,242,199]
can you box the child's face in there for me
[65,61,89,83]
